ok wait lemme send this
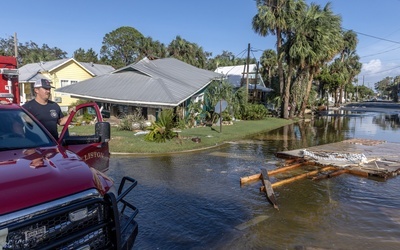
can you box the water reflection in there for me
[108,110,400,250]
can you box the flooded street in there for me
[108,110,400,250]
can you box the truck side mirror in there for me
[95,122,110,143]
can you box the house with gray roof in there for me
[56,57,222,121]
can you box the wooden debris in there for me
[240,139,400,209]
[260,168,279,210]
[270,160,314,175]
[347,168,369,178]
[240,160,311,185]
[312,169,349,180]
[240,173,262,185]
[275,139,400,180]
[271,166,335,188]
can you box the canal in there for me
[108,110,400,250]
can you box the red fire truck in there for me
[0,56,19,104]
[0,56,138,249]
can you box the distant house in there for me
[56,57,222,121]
[18,58,114,111]
[215,64,272,103]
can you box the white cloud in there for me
[359,59,400,86]
[362,59,382,74]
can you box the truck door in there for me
[59,103,110,172]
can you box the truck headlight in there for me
[69,207,88,222]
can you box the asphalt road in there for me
[342,101,400,113]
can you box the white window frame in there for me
[60,79,79,95]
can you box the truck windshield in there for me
[0,109,55,151]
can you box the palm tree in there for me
[259,49,277,87]
[343,52,362,102]
[139,36,167,60]
[337,30,359,105]
[294,3,343,117]
[252,0,298,118]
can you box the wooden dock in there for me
[241,139,400,208]
[275,138,400,180]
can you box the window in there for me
[60,79,79,87]
[60,80,69,88]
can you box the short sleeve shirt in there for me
[23,99,64,140]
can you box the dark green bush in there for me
[241,103,269,120]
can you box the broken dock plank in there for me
[260,168,279,210]
[240,173,262,185]
[240,160,311,185]
[271,166,336,188]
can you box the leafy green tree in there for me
[19,42,67,65]
[375,76,394,99]
[357,85,374,100]
[100,26,145,69]
[0,36,16,56]
[204,80,248,121]
[167,35,209,69]
[73,48,99,63]
[206,50,254,70]
[335,30,359,106]
[392,76,400,102]
[138,36,167,59]
[315,65,337,105]
[342,51,362,103]
[0,35,67,66]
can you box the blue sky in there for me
[3,0,400,88]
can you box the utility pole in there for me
[254,61,260,103]
[356,76,358,102]
[14,32,18,67]
[246,43,250,103]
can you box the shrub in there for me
[241,103,269,120]
[117,108,145,131]
[145,109,176,143]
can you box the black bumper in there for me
[1,176,139,250]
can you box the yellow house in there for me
[18,58,114,112]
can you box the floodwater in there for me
[108,109,400,250]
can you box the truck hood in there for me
[0,146,113,215]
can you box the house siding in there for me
[50,62,93,110]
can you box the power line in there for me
[361,46,400,58]
[343,28,400,45]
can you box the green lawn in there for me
[107,118,293,154]
[65,118,293,154]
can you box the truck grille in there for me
[0,189,117,250]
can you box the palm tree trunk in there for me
[282,64,292,119]
[339,86,343,105]
[276,28,286,118]
[300,72,314,117]
[334,89,339,107]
